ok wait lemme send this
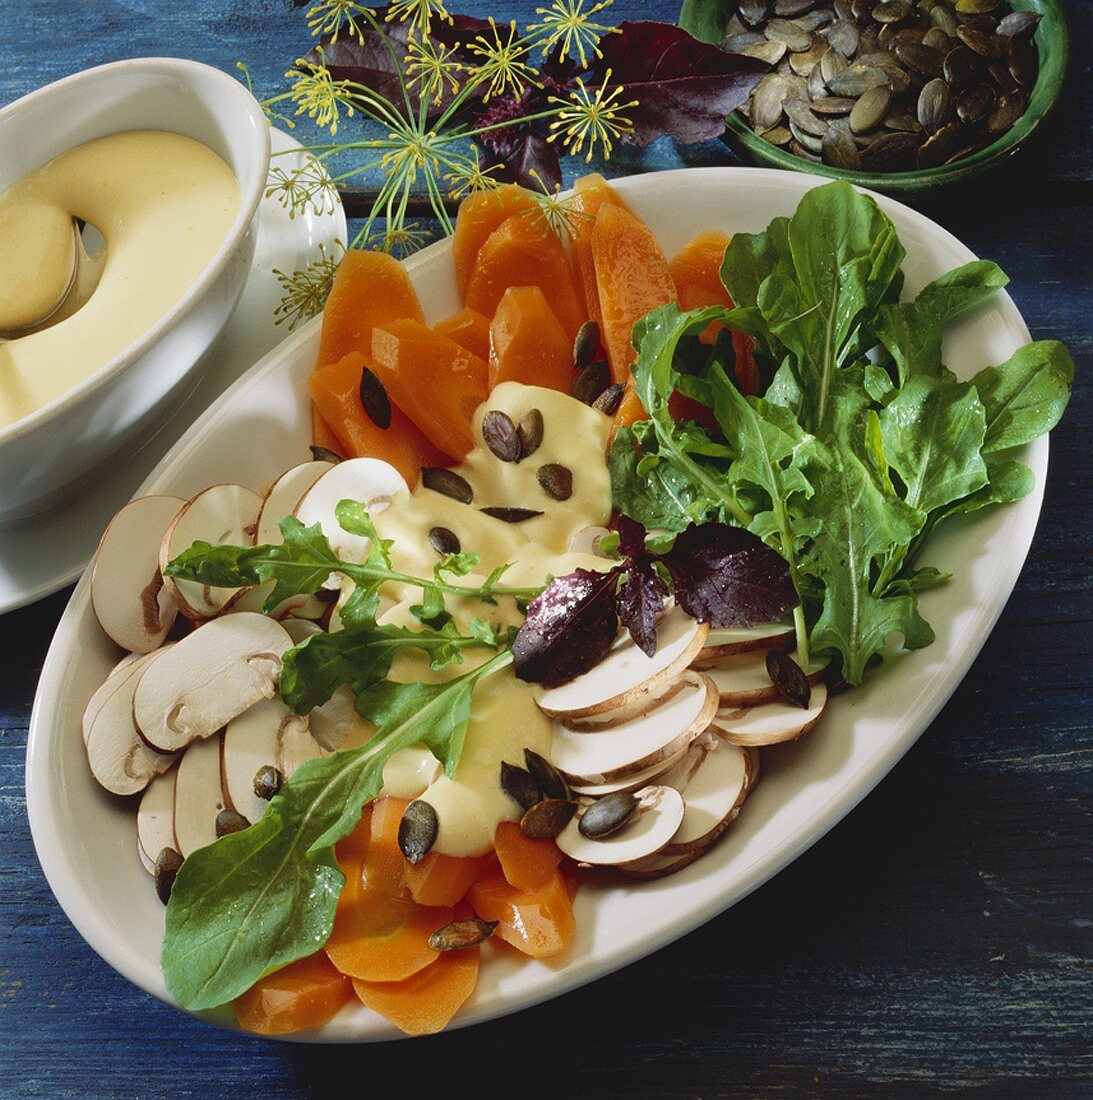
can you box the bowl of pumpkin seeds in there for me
[679,0,1068,193]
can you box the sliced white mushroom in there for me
[294,458,407,567]
[381,745,443,800]
[716,682,829,746]
[307,684,359,752]
[173,734,226,858]
[256,460,334,545]
[91,495,186,652]
[567,745,692,798]
[137,769,178,874]
[691,622,795,667]
[160,483,264,620]
[82,651,145,747]
[134,613,292,753]
[564,676,688,732]
[85,648,177,796]
[536,607,709,719]
[550,671,718,783]
[617,847,704,881]
[556,785,685,866]
[226,580,330,623]
[703,649,827,707]
[659,738,751,855]
[283,618,323,644]
[220,698,291,825]
[278,712,326,778]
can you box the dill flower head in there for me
[522,172,591,241]
[547,69,636,161]
[386,0,452,37]
[274,241,345,329]
[525,0,618,68]
[467,18,539,102]
[285,54,358,135]
[444,148,504,200]
[404,34,464,107]
[306,0,376,44]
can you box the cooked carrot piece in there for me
[308,351,449,484]
[351,913,480,1036]
[234,951,353,1035]
[337,803,374,868]
[468,865,575,957]
[464,215,585,343]
[404,851,492,908]
[493,821,563,893]
[363,796,411,899]
[592,203,678,387]
[452,184,540,299]
[434,307,492,362]
[316,250,424,371]
[371,319,489,461]
[311,404,343,456]
[610,384,647,441]
[570,173,632,330]
[488,286,573,393]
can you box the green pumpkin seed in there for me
[358,366,392,430]
[766,649,812,708]
[826,63,887,96]
[520,798,578,839]
[811,95,856,115]
[482,409,521,463]
[422,466,473,504]
[957,82,996,124]
[762,124,794,145]
[742,39,788,64]
[753,73,789,132]
[786,98,829,135]
[873,0,911,23]
[538,463,573,501]
[789,120,825,153]
[309,444,344,464]
[826,19,860,57]
[429,918,497,951]
[524,748,570,801]
[481,506,544,523]
[398,799,438,864]
[215,809,250,838]
[987,90,1024,134]
[765,17,812,51]
[997,11,1040,37]
[822,123,861,169]
[722,30,767,52]
[930,5,958,36]
[955,0,1001,12]
[154,847,184,905]
[573,320,601,368]
[896,41,944,77]
[517,407,544,459]
[918,78,952,133]
[859,130,920,171]
[428,525,461,556]
[955,24,1000,58]
[739,0,770,27]
[850,85,892,133]
[500,761,542,810]
[253,764,283,801]
[578,791,640,839]
[916,120,962,168]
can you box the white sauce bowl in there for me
[0,58,270,522]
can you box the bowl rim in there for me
[716,0,1069,192]
[0,56,271,447]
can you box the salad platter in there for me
[26,166,1071,1042]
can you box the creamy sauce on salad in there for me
[341,382,614,857]
[0,131,239,429]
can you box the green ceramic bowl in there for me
[679,0,1069,196]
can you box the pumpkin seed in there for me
[822,123,861,168]
[987,90,1023,134]
[785,97,828,135]
[922,27,952,52]
[766,649,812,708]
[154,847,184,905]
[753,74,790,131]
[788,138,822,163]
[775,0,818,15]
[739,0,770,26]
[422,466,473,503]
[215,808,250,838]
[943,139,987,165]
[428,525,461,556]
[873,0,910,23]
[572,359,611,405]
[826,19,860,57]
[790,37,827,76]
[885,109,924,133]
[957,81,995,123]
[500,760,542,810]
[820,47,848,83]
[524,748,570,800]
[930,4,958,35]
[896,41,944,77]
[538,463,573,501]
[997,10,1040,37]
[808,62,828,100]
[833,0,853,20]
[520,798,578,839]
[797,10,834,32]
[1007,37,1036,86]
[827,63,887,96]
[482,409,521,463]
[358,366,392,429]
[594,383,626,415]
[517,407,544,459]
[253,764,283,801]
[860,130,920,171]
[573,320,601,367]
[811,95,856,115]
[579,791,640,839]
[398,799,438,864]
[429,918,497,952]
[916,119,962,167]
[722,30,767,52]
[742,39,788,64]
[850,85,892,132]
[955,24,999,58]
[762,124,794,145]
[480,506,544,523]
[765,17,812,51]
[918,77,952,132]
[309,444,344,464]
[943,44,981,87]
[789,120,824,153]
[955,0,1001,12]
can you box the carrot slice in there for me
[311,404,343,456]
[591,203,678,387]
[404,851,492,908]
[452,184,540,298]
[488,286,573,392]
[316,250,424,371]
[570,173,632,330]
[363,796,411,899]
[307,351,449,484]
[434,307,491,362]
[351,908,480,1036]
[610,384,647,441]
[493,821,563,893]
[464,215,585,343]
[468,865,575,957]
[234,952,353,1036]
[371,320,489,461]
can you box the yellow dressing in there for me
[0,131,240,428]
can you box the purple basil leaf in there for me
[513,568,620,685]
[660,522,797,627]
[617,560,669,657]
[595,21,769,146]
[615,514,648,559]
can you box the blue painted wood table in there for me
[1,2,1089,1096]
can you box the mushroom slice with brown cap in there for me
[91,495,186,652]
[703,649,828,707]
[563,676,688,733]
[82,652,144,747]
[556,785,686,866]
[567,744,692,798]
[550,671,718,784]
[277,712,325,779]
[716,683,829,747]
[133,612,292,753]
[617,846,705,881]
[174,734,227,858]
[256,460,334,545]
[536,607,708,720]
[294,458,407,567]
[691,623,796,667]
[221,698,294,825]
[227,581,329,623]
[137,769,178,874]
[85,648,177,795]
[160,484,264,620]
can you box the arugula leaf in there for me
[161,649,512,1011]
[609,425,711,532]
[971,340,1075,453]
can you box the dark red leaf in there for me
[513,569,620,685]
[616,561,669,657]
[595,21,769,146]
[660,522,797,627]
